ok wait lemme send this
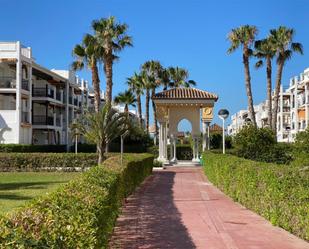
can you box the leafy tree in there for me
[295,127,309,153]
[269,26,303,133]
[78,105,128,164]
[114,90,136,113]
[228,25,258,127]
[127,73,144,126]
[92,16,132,107]
[72,34,101,112]
[254,38,276,129]
[167,66,196,88]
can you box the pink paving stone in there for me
[109,167,309,249]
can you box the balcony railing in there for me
[56,91,62,101]
[32,87,54,98]
[282,107,290,112]
[21,112,29,123]
[74,98,78,106]
[0,77,16,88]
[69,96,73,104]
[21,80,29,91]
[56,116,61,127]
[32,115,54,126]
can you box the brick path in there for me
[109,167,309,249]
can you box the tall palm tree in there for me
[269,26,303,132]
[72,34,101,112]
[114,90,137,114]
[142,60,163,137]
[159,68,172,90]
[167,66,196,88]
[92,16,133,107]
[228,25,258,127]
[254,38,276,128]
[127,73,144,126]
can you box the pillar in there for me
[305,83,308,128]
[202,121,210,151]
[158,121,168,163]
[170,134,177,163]
[16,41,22,143]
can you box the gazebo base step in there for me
[164,160,201,167]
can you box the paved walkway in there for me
[109,167,309,249]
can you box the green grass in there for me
[0,172,80,215]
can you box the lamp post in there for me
[286,126,291,143]
[218,109,229,154]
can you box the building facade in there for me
[228,67,309,142]
[0,41,104,147]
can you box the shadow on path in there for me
[109,171,196,249]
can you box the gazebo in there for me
[152,87,218,164]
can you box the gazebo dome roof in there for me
[152,87,218,101]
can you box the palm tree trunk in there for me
[104,56,113,108]
[145,89,150,133]
[97,142,105,165]
[272,61,284,134]
[243,48,257,126]
[137,94,143,127]
[124,104,129,114]
[266,57,272,129]
[91,63,100,113]
[151,89,158,139]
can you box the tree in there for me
[72,34,101,112]
[114,90,136,114]
[142,60,163,137]
[127,73,144,126]
[167,66,196,88]
[159,68,172,90]
[269,26,303,133]
[254,38,276,128]
[92,16,133,107]
[228,25,258,127]
[79,105,128,164]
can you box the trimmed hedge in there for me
[71,142,149,153]
[0,144,67,153]
[0,153,154,248]
[203,152,309,241]
[0,153,97,172]
[149,144,194,160]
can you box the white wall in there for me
[0,110,18,143]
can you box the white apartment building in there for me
[228,67,309,142]
[0,41,104,147]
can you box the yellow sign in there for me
[202,107,213,122]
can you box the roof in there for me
[209,123,223,133]
[152,87,218,100]
[148,124,157,133]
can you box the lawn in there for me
[0,172,80,215]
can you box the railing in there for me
[0,77,16,88]
[32,87,54,98]
[32,115,54,126]
[69,96,73,104]
[56,91,62,101]
[282,107,290,112]
[21,80,29,91]
[56,116,61,127]
[21,112,29,123]
[74,98,78,106]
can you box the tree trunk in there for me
[124,104,129,114]
[272,60,284,134]
[91,63,100,113]
[137,94,143,127]
[104,55,113,108]
[151,88,158,139]
[243,47,257,127]
[97,142,105,165]
[145,89,150,133]
[266,57,272,129]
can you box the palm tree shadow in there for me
[110,171,197,249]
[0,181,66,191]
[0,193,32,201]
[0,114,12,143]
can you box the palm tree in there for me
[127,73,144,126]
[269,26,303,132]
[92,16,133,107]
[167,66,196,88]
[72,34,101,112]
[114,90,137,114]
[254,38,276,128]
[228,25,258,127]
[159,68,172,90]
[142,60,163,137]
[79,105,128,164]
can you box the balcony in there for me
[282,107,290,112]
[33,115,54,126]
[56,116,61,127]
[56,91,62,102]
[69,96,73,105]
[22,80,29,91]
[0,77,16,88]
[74,98,78,106]
[32,87,54,98]
[21,112,29,123]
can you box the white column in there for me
[192,137,196,161]
[202,121,207,151]
[207,125,210,150]
[163,123,168,160]
[280,85,284,133]
[196,137,199,159]
[171,134,177,163]
[305,83,308,128]
[28,63,32,144]
[158,122,165,162]
[295,86,299,132]
[16,41,22,144]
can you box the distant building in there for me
[209,123,223,134]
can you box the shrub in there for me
[295,127,309,153]
[0,153,154,248]
[0,144,67,153]
[233,125,291,164]
[210,133,232,149]
[0,153,98,172]
[202,152,309,241]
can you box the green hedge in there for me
[0,153,98,172]
[149,144,194,160]
[203,152,309,241]
[0,153,154,248]
[70,143,149,153]
[0,144,67,153]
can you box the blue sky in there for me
[1,0,308,130]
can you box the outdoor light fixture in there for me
[218,109,229,154]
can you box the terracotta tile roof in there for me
[153,87,218,100]
[209,123,223,133]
